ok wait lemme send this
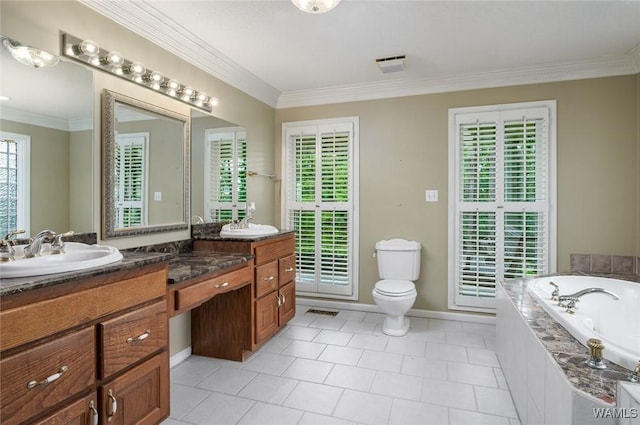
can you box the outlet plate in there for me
[425,190,438,202]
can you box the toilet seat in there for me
[374,280,416,297]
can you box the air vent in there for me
[375,55,406,73]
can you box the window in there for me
[204,127,247,222]
[448,101,556,312]
[282,117,359,299]
[114,132,148,228]
[0,132,30,236]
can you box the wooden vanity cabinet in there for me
[193,233,296,348]
[0,262,170,425]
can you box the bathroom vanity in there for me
[192,231,296,348]
[0,253,172,425]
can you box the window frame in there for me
[0,131,30,237]
[447,101,557,313]
[281,117,360,300]
[204,127,247,222]
[114,132,149,228]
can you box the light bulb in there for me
[79,40,99,57]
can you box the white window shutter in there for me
[449,102,555,312]
[284,118,359,299]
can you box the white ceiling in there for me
[83,1,640,108]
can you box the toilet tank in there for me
[375,239,421,280]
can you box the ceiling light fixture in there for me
[291,0,341,14]
[1,36,59,69]
[62,33,217,112]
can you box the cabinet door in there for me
[32,393,99,425]
[255,292,279,344]
[0,327,96,425]
[99,352,169,425]
[278,280,296,327]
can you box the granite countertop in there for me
[167,251,253,284]
[500,273,636,404]
[0,251,174,297]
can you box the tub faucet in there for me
[23,230,56,258]
[558,287,620,314]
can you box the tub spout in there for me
[558,287,620,303]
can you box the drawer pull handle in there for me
[126,329,151,343]
[276,293,282,307]
[264,276,275,282]
[89,400,99,425]
[284,267,294,272]
[215,281,229,288]
[26,365,68,389]
[107,389,117,422]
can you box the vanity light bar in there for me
[61,33,218,112]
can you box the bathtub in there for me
[527,275,640,371]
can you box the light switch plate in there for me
[425,190,438,202]
[154,192,162,201]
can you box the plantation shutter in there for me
[205,128,247,222]
[450,103,555,311]
[284,118,358,298]
[115,133,147,228]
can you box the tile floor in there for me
[162,306,521,425]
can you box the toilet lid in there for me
[374,280,415,296]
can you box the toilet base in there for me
[382,315,410,337]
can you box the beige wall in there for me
[276,75,640,312]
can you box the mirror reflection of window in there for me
[204,127,247,222]
[114,132,148,228]
[0,132,30,236]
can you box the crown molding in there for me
[277,56,640,109]
[79,0,281,107]
[1,106,91,132]
[628,41,640,70]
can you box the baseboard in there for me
[296,297,496,325]
[170,347,192,368]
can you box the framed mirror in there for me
[0,37,93,238]
[102,89,190,238]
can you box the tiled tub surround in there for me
[497,275,639,425]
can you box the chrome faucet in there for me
[0,230,26,262]
[558,287,620,313]
[23,230,56,258]
[50,231,75,254]
[237,203,256,229]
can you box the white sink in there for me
[0,242,123,278]
[219,223,279,238]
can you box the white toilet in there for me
[372,239,421,336]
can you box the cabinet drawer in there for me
[254,236,295,265]
[175,266,252,311]
[0,327,96,425]
[99,301,168,379]
[255,261,278,298]
[279,255,296,285]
